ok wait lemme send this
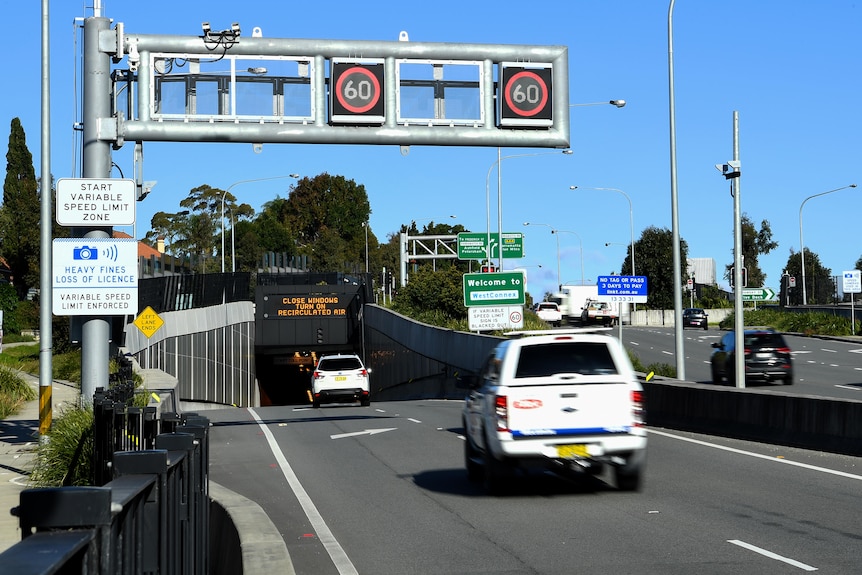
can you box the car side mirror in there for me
[711,342,721,349]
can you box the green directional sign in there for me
[457,232,523,260]
[463,271,526,306]
[741,287,776,301]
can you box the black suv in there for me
[682,308,708,330]
[710,329,793,385]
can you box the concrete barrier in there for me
[644,378,862,456]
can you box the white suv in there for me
[311,354,371,407]
[462,330,646,493]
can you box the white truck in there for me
[548,285,598,325]
[461,330,647,493]
[550,285,629,325]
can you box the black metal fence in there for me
[1,391,210,575]
[138,272,253,314]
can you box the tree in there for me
[722,214,777,288]
[1,118,40,299]
[783,248,833,305]
[166,184,254,272]
[145,210,192,256]
[634,226,689,310]
[281,173,372,273]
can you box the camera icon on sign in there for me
[72,246,98,261]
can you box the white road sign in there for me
[843,270,861,294]
[468,305,524,331]
[52,238,138,316]
[56,178,136,226]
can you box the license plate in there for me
[557,444,589,458]
[335,376,347,381]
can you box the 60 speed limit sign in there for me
[330,60,385,124]
[499,63,553,127]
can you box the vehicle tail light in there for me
[360,369,368,377]
[312,371,321,380]
[631,390,645,427]
[777,347,791,354]
[494,395,509,431]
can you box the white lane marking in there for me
[407,418,422,424]
[849,348,862,354]
[661,350,673,355]
[821,348,837,353]
[728,540,818,571]
[330,428,397,440]
[648,429,862,481]
[249,408,359,575]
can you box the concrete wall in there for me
[631,307,733,327]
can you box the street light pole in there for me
[524,222,584,287]
[554,229,584,287]
[571,185,636,315]
[668,0,685,380]
[523,222,560,288]
[570,186,635,276]
[486,150,572,271]
[220,174,299,273]
[799,184,857,305]
[363,221,369,274]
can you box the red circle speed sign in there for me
[503,70,550,117]
[334,65,382,114]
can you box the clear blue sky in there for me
[5,1,860,302]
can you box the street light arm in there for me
[571,185,635,276]
[486,149,572,269]
[570,100,626,108]
[220,174,300,273]
[798,183,856,305]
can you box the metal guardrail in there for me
[0,391,210,574]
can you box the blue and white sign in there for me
[52,238,138,316]
[843,270,861,294]
[597,275,648,303]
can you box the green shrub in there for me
[28,404,94,487]
[719,308,859,336]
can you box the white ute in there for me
[461,329,646,493]
[534,301,562,327]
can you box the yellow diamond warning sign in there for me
[134,306,164,338]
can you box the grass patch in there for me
[0,344,82,383]
[0,366,37,418]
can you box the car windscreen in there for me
[514,342,619,378]
[745,333,785,348]
[318,358,362,371]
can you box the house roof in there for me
[113,231,162,259]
